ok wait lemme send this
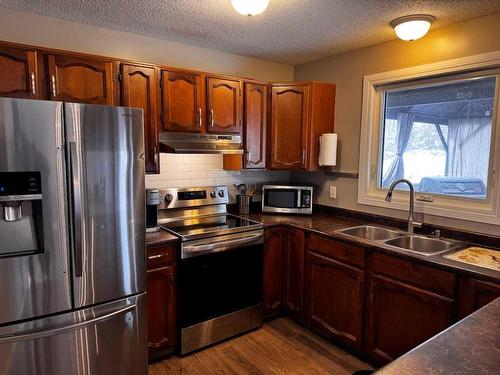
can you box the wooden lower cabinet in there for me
[305,251,365,351]
[282,228,305,322]
[457,277,500,319]
[263,227,284,319]
[365,274,455,364]
[146,244,176,360]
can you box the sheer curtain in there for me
[383,112,416,186]
[447,117,492,184]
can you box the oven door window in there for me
[264,189,298,209]
[179,244,263,328]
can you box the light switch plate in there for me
[329,186,337,199]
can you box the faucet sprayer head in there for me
[385,191,393,202]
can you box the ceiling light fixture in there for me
[390,15,435,41]
[231,0,270,16]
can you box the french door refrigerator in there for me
[0,98,147,375]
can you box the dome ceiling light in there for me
[231,0,270,16]
[390,14,436,41]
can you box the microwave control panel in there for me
[300,190,311,208]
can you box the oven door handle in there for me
[182,231,263,258]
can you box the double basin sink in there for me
[336,225,463,256]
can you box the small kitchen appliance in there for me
[262,184,313,214]
[146,188,160,232]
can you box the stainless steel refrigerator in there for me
[0,98,147,375]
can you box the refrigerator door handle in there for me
[69,141,83,277]
[0,304,136,344]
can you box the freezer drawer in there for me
[0,294,147,375]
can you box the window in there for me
[380,76,495,200]
[358,52,500,225]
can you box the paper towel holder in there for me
[319,133,338,167]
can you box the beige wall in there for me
[293,12,500,235]
[0,8,293,81]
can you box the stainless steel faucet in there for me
[385,179,422,235]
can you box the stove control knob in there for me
[218,190,225,198]
[210,191,216,198]
[164,193,174,202]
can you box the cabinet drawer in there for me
[373,253,456,298]
[147,244,176,269]
[307,234,365,268]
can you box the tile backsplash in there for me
[145,154,290,202]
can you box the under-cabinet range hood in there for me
[159,132,244,154]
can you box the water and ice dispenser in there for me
[0,172,44,255]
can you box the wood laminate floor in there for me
[149,318,373,375]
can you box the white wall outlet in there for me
[329,186,337,199]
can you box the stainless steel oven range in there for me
[158,186,264,355]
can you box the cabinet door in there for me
[270,85,309,170]
[263,227,284,320]
[47,54,113,104]
[161,70,204,132]
[147,266,176,356]
[366,274,455,365]
[244,83,268,169]
[0,45,39,99]
[306,251,365,351]
[120,64,159,174]
[206,77,241,133]
[458,277,500,319]
[282,228,305,322]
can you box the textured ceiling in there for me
[1,0,500,65]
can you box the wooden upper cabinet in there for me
[270,85,309,170]
[270,82,335,171]
[206,77,242,133]
[0,45,40,99]
[47,54,114,104]
[120,64,159,174]
[160,70,204,132]
[244,83,268,169]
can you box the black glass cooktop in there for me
[161,214,263,240]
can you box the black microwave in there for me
[261,185,313,214]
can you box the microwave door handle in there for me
[69,141,83,277]
[297,190,301,208]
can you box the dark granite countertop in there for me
[374,297,500,375]
[145,206,499,282]
[146,229,179,247]
[245,210,500,282]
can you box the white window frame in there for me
[358,51,500,225]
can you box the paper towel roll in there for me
[319,133,337,166]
